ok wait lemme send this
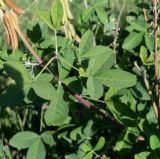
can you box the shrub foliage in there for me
[0,0,160,159]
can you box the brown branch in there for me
[61,83,124,129]
[11,13,43,64]
[152,0,160,118]
[143,71,159,119]
[15,27,43,64]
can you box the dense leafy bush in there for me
[0,0,160,158]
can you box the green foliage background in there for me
[0,0,159,159]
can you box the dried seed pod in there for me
[68,23,76,38]
[63,24,71,39]
[4,0,25,15]
[4,20,11,45]
[61,0,73,20]
[3,11,18,49]
[0,9,10,44]
[10,10,19,25]
[0,9,4,21]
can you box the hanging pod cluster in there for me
[60,0,80,43]
[0,0,25,50]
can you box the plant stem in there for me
[61,83,124,129]
[113,0,127,52]
[84,0,88,9]
[153,0,160,118]
[142,0,148,22]
[13,23,43,64]
[143,71,159,119]
[33,56,57,81]
[54,29,58,57]
[59,57,79,72]
[134,62,159,121]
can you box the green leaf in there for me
[131,82,150,101]
[149,135,160,150]
[85,46,115,76]
[139,46,148,64]
[26,139,46,159]
[87,77,103,99]
[82,7,94,22]
[39,10,54,30]
[9,131,39,150]
[96,69,137,89]
[79,30,94,57]
[106,100,137,126]
[93,0,108,6]
[146,107,157,124]
[145,32,154,53]
[94,136,105,151]
[32,73,56,100]
[83,120,94,137]
[95,5,108,25]
[145,54,154,65]
[41,131,55,147]
[0,85,29,107]
[114,128,137,155]
[81,152,93,159]
[50,0,64,29]
[44,85,69,126]
[8,49,24,61]
[81,144,92,152]
[58,49,75,80]
[65,154,80,159]
[105,87,121,100]
[122,32,143,51]
[129,20,147,32]
[70,127,85,141]
[2,61,31,106]
[0,140,3,158]
[134,151,150,159]
[4,61,31,84]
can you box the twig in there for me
[143,71,159,118]
[143,8,148,22]
[33,56,57,81]
[134,62,159,120]
[142,0,148,22]
[13,23,43,64]
[152,0,160,117]
[19,0,39,19]
[112,0,127,52]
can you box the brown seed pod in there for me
[0,9,10,45]
[3,11,18,49]
[4,0,25,15]
[4,22,11,45]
